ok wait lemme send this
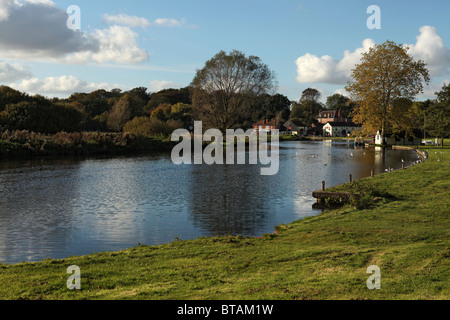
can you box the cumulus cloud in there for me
[406,26,450,78]
[295,39,375,84]
[149,80,181,92]
[0,0,148,64]
[295,26,450,85]
[0,0,15,21]
[0,0,98,59]
[63,26,148,64]
[0,61,32,82]
[102,13,150,28]
[11,75,124,95]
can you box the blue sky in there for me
[0,0,449,101]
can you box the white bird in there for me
[401,159,404,163]
[350,153,354,157]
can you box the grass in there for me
[0,142,449,300]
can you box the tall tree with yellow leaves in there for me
[346,40,430,141]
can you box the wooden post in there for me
[371,170,374,177]
[322,181,325,191]
[349,174,353,183]
[402,162,405,169]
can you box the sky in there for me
[0,0,449,102]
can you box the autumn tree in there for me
[345,40,430,140]
[191,50,277,132]
[107,94,143,131]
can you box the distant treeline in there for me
[0,85,296,136]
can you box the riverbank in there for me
[0,130,176,158]
[0,143,448,300]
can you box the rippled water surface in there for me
[0,140,418,264]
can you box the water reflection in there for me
[0,141,419,264]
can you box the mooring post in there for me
[322,181,325,191]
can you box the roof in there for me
[324,122,359,127]
[316,110,336,119]
[253,119,278,126]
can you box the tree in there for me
[346,40,430,140]
[300,88,321,103]
[411,100,433,138]
[326,93,355,120]
[145,87,191,113]
[290,88,323,126]
[0,86,29,112]
[191,50,277,132]
[107,94,143,131]
[426,83,450,145]
[389,98,417,138]
[1,97,84,133]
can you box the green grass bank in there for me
[0,143,449,300]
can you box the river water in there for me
[0,140,418,264]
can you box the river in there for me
[0,140,418,264]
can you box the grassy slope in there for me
[0,145,449,300]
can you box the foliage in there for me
[346,40,430,138]
[426,83,450,140]
[123,117,183,137]
[252,93,291,123]
[146,87,192,112]
[0,98,84,134]
[326,93,356,121]
[0,85,29,112]
[191,50,277,132]
[290,88,324,126]
[107,94,144,131]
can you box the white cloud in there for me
[102,13,150,28]
[102,14,188,29]
[149,80,181,92]
[406,26,450,78]
[295,39,375,84]
[63,26,148,64]
[11,75,124,95]
[0,61,32,82]
[153,18,185,27]
[295,26,450,85]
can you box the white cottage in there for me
[323,122,361,137]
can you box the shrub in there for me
[123,117,183,137]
